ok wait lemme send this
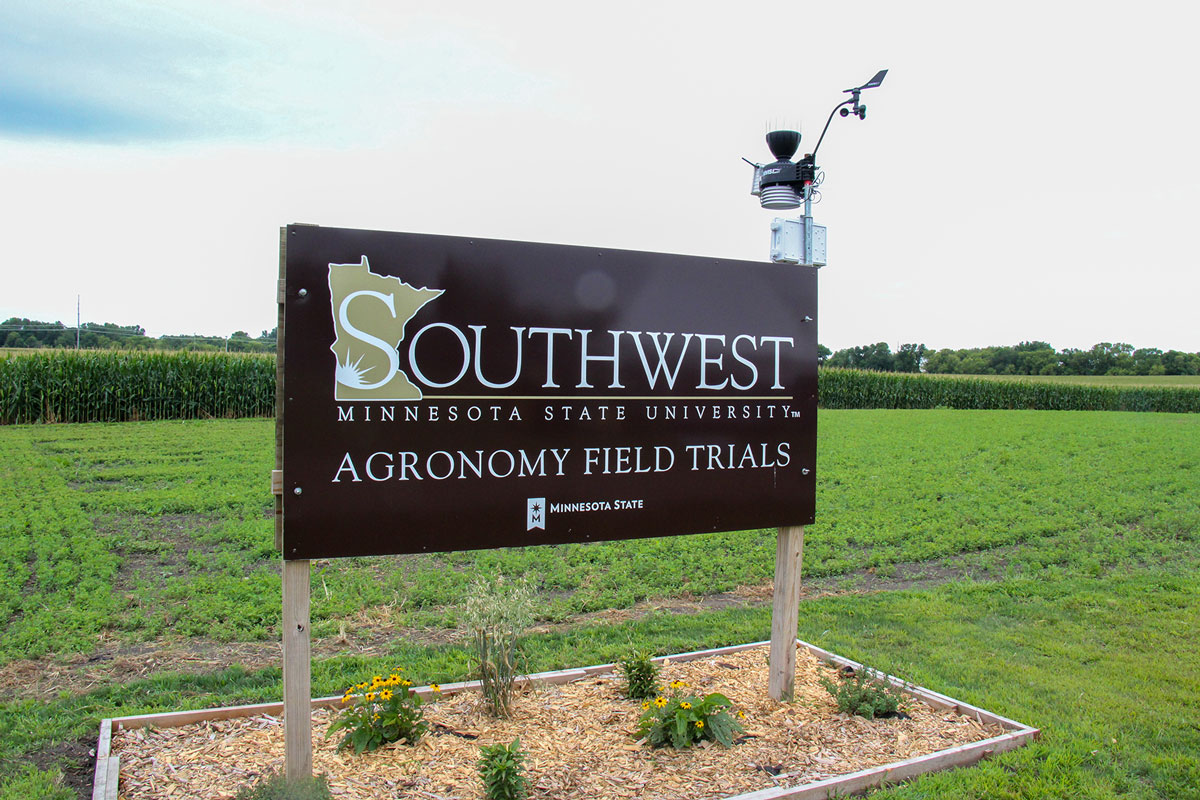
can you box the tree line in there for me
[821,340,1200,376]
[7,316,1198,376]
[1,318,277,353]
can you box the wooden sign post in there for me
[768,525,805,700]
[282,560,312,781]
[276,227,314,781]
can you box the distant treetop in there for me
[821,340,1199,376]
[0,318,276,353]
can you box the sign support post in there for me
[282,559,313,780]
[277,227,314,781]
[768,525,805,700]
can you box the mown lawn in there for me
[0,410,1197,798]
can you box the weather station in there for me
[745,69,888,266]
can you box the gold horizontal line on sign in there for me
[426,395,794,401]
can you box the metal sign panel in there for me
[281,225,816,559]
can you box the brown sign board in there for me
[281,224,817,559]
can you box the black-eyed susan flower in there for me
[695,719,704,729]
[641,700,651,711]
[429,684,441,694]
[680,701,692,710]
[381,689,394,701]
[365,692,377,702]
[669,680,687,689]
[654,697,668,708]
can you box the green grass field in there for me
[1,411,1198,798]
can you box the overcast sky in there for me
[2,1,1196,352]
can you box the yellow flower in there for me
[641,701,651,711]
[695,719,704,729]
[371,675,383,687]
[669,680,687,689]
[654,697,668,709]
[680,701,692,710]
[389,672,402,682]
[381,689,394,701]
[401,678,413,687]
[373,713,380,721]
[430,684,442,694]
[365,692,376,702]
[737,710,746,719]
[356,682,368,690]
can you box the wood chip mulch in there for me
[111,645,1003,799]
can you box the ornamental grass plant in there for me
[462,575,536,718]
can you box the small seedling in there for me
[619,649,660,699]
[478,738,528,800]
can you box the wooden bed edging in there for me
[94,638,1038,800]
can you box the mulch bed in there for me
[111,644,1002,799]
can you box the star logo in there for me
[526,498,546,531]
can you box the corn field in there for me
[0,350,275,424]
[2,354,1198,425]
[818,368,1200,413]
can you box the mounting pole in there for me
[768,184,826,267]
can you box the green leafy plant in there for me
[478,738,529,800]
[232,770,332,800]
[462,575,536,717]
[325,669,431,754]
[619,648,660,699]
[819,666,905,719]
[634,681,743,748]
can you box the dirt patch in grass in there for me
[0,551,1019,703]
[94,513,224,590]
[21,736,95,800]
